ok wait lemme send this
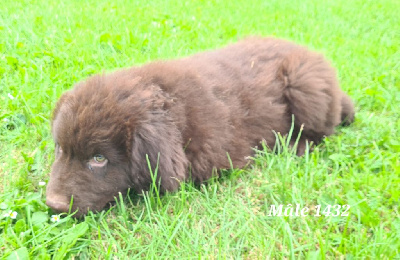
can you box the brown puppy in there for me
[46,37,355,216]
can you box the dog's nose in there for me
[46,196,70,213]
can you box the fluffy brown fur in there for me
[46,37,355,216]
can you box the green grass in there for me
[1,0,399,258]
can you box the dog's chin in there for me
[55,201,115,219]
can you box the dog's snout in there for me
[46,195,70,213]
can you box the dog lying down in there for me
[46,37,355,217]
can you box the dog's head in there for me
[46,73,188,217]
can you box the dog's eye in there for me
[93,154,106,163]
[89,154,108,176]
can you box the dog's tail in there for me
[278,50,355,142]
[339,91,355,126]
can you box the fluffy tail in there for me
[340,92,355,126]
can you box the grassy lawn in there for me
[1,0,399,258]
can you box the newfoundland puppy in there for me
[46,37,355,216]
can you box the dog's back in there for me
[132,37,355,181]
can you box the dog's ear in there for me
[51,91,75,142]
[129,110,188,192]
[52,92,72,124]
